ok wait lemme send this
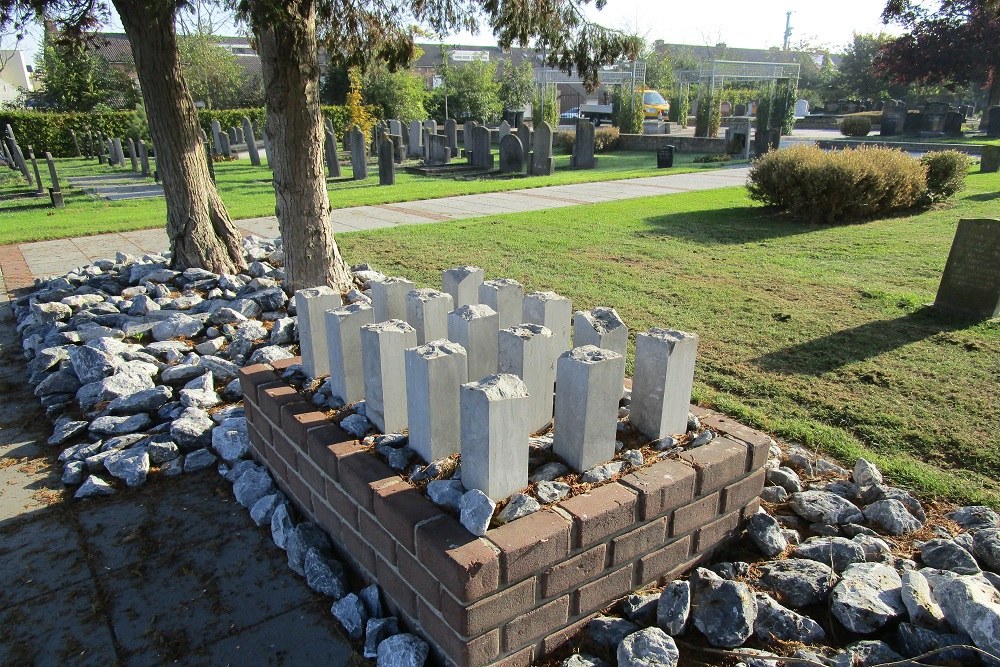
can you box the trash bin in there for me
[504,109,525,127]
[657,144,675,168]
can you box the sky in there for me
[12,0,904,61]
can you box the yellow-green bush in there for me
[840,114,872,137]
[594,126,620,152]
[920,150,968,202]
[747,145,929,223]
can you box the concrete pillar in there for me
[498,324,556,434]
[442,265,484,309]
[405,340,468,463]
[294,287,343,379]
[361,319,417,433]
[371,277,416,323]
[447,304,499,383]
[552,346,625,472]
[325,303,375,405]
[574,307,628,392]
[523,291,572,356]
[460,374,530,501]
[630,329,699,441]
[479,279,525,330]
[405,288,453,345]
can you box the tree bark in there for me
[253,0,353,294]
[113,0,246,275]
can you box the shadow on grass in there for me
[755,307,974,375]
[641,205,817,244]
[964,191,1000,202]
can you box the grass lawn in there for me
[0,150,731,245]
[832,134,1000,146]
[334,168,1000,507]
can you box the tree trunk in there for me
[989,64,1000,106]
[113,0,246,275]
[253,0,353,294]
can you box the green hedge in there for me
[0,105,355,158]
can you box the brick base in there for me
[240,360,770,667]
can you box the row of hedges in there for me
[747,145,968,223]
[0,105,356,158]
[553,126,621,154]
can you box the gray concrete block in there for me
[447,304,499,383]
[442,266,484,309]
[479,279,525,330]
[523,291,572,356]
[405,288,453,345]
[405,340,468,463]
[371,277,415,323]
[325,303,375,405]
[630,328,699,441]
[552,345,625,472]
[573,307,628,392]
[360,319,417,433]
[498,324,556,434]
[294,287,343,379]
[460,374,530,500]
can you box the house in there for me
[0,50,34,105]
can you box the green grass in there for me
[833,134,1000,146]
[333,169,1000,507]
[0,150,729,245]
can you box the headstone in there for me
[472,125,493,169]
[228,126,238,145]
[360,319,417,433]
[406,340,468,463]
[531,121,556,176]
[498,324,556,434]
[498,134,525,173]
[26,147,44,194]
[423,119,438,136]
[389,134,404,163]
[570,120,597,169]
[986,106,1000,138]
[552,346,625,472]
[445,119,458,158]
[388,119,402,136]
[349,125,368,180]
[243,117,261,166]
[448,304,499,383]
[294,287,344,379]
[880,100,906,137]
[371,276,416,322]
[378,133,395,186]
[479,279,524,330]
[932,219,1000,318]
[211,119,223,156]
[407,120,423,158]
[795,99,810,118]
[218,133,231,158]
[325,128,341,177]
[498,120,511,142]
[902,111,923,137]
[943,111,964,137]
[326,303,376,405]
[982,146,1000,173]
[0,134,13,167]
[70,130,81,157]
[235,126,244,143]
[6,125,32,184]
[44,152,64,208]
[425,134,451,166]
[95,135,105,164]
[523,291,572,354]
[126,138,139,172]
[463,120,478,161]
[83,131,92,158]
[138,140,151,177]
[405,288,453,345]
[460,374,530,501]
[113,138,125,167]
[442,265,484,308]
[516,123,532,155]
[630,329,700,440]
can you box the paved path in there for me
[0,166,750,288]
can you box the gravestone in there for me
[44,153,64,208]
[463,120,478,160]
[530,121,554,176]
[113,138,126,167]
[138,140,151,177]
[7,138,32,185]
[498,134,525,173]
[943,112,964,137]
[422,127,432,163]
[657,144,675,168]
[795,99,810,118]
[95,135,105,164]
[570,120,597,169]
[243,117,261,166]
[377,133,395,186]
[389,133,404,163]
[516,123,532,156]
[228,126,238,145]
[126,138,139,171]
[26,147,44,194]
[922,102,948,134]
[70,130,81,157]
[933,219,1000,318]
[425,134,450,166]
[349,125,368,180]
[472,125,493,169]
[324,128,341,177]
[987,106,1000,138]
[880,100,906,137]
[734,103,747,117]
[83,131,92,158]
[211,120,223,156]
[388,119,402,136]
[423,119,438,136]
[498,120,511,142]
[982,146,1000,173]
[407,120,423,158]
[445,119,458,157]
[0,136,13,167]
[902,111,923,137]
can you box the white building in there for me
[0,50,34,105]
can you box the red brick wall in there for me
[240,360,768,667]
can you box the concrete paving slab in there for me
[0,511,91,607]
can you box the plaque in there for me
[933,218,1000,318]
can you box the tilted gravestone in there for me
[378,133,395,186]
[243,117,261,166]
[324,128,341,178]
[987,106,1000,138]
[70,130,81,157]
[349,125,368,180]
[407,120,423,158]
[933,219,1000,318]
[26,147,44,194]
[425,134,451,166]
[138,140,151,177]
[471,125,493,169]
[498,134,525,173]
[902,111,923,137]
[44,152,64,208]
[570,120,597,169]
[126,138,139,171]
[228,126,238,145]
[445,119,458,157]
[530,121,554,176]
[261,131,273,170]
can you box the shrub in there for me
[840,114,872,137]
[747,145,928,223]
[553,130,574,154]
[921,150,968,201]
[594,126,620,152]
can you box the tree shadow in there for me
[754,306,977,376]
[641,206,820,245]
[964,191,1000,202]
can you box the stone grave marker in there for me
[943,111,964,137]
[228,126,238,145]
[211,119,223,156]
[902,111,923,137]
[499,134,525,173]
[982,146,1000,173]
[114,138,126,167]
[243,117,260,166]
[933,218,1000,318]
[463,120,478,161]
[498,120,511,142]
[0,136,13,167]
[570,120,597,169]
[657,144,675,168]
[218,132,231,157]
[126,138,139,171]
[472,125,493,169]
[987,106,1000,138]
[378,133,395,186]
[426,134,450,166]
[445,119,458,157]
[388,119,402,136]
[95,134,105,164]
[348,125,368,180]
[324,128,341,178]
[407,120,423,158]
[70,130,81,157]
[44,152,64,208]
[516,122,532,154]
[423,119,438,136]
[531,121,556,176]
[138,140,151,177]
[203,132,216,183]
[262,131,272,170]
[26,147,44,194]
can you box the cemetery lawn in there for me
[336,168,1000,507]
[0,151,730,245]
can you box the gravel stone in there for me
[852,458,883,489]
[530,462,569,482]
[48,417,89,446]
[690,568,757,647]
[589,615,640,648]
[106,386,173,415]
[766,467,802,493]
[170,407,215,450]
[948,506,1000,532]
[426,479,465,512]
[152,313,203,341]
[211,416,250,462]
[249,493,285,527]
[616,627,679,667]
[897,623,977,665]
[656,580,690,635]
[496,493,540,523]
[286,522,331,576]
[88,413,152,436]
[973,528,1000,573]
[360,584,382,618]
[74,475,115,499]
[562,655,609,667]
[535,480,571,504]
[753,592,826,644]
[846,640,902,667]
[790,490,864,525]
[863,499,923,535]
[900,569,947,630]
[622,593,659,624]
[104,449,150,487]
[376,634,429,667]
[794,536,868,573]
[270,502,294,549]
[304,547,346,599]
[182,447,216,472]
[760,486,788,503]
[332,593,368,641]
[233,466,274,508]
[756,559,837,608]
[747,512,788,557]
[920,538,981,575]
[340,413,370,438]
[581,461,625,484]
[70,345,119,384]
[830,562,905,633]
[459,489,495,536]
[933,574,1000,656]
[363,617,399,659]
[62,460,86,485]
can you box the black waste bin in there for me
[503,109,525,127]
[657,144,675,168]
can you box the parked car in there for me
[559,107,582,120]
